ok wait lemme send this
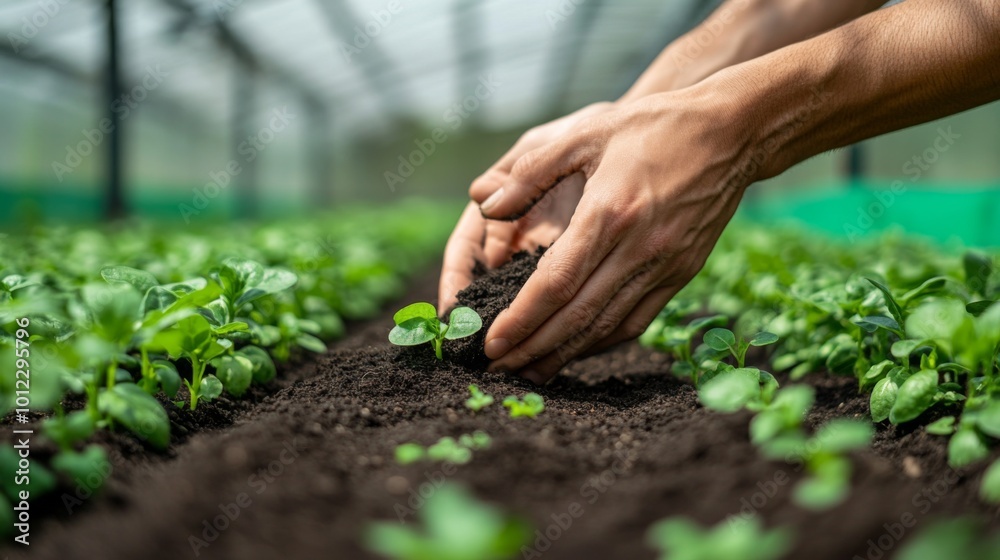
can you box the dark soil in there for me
[8,253,1000,560]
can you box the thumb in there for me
[478,136,595,220]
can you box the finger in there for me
[582,285,678,357]
[438,202,486,315]
[513,279,669,386]
[469,134,542,202]
[488,242,651,373]
[483,201,615,360]
[483,221,517,268]
[479,134,599,221]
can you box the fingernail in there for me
[521,369,546,386]
[485,337,512,359]
[480,188,504,213]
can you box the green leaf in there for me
[813,419,873,454]
[150,360,180,397]
[854,315,903,336]
[444,307,483,340]
[699,368,760,413]
[948,427,989,468]
[749,331,779,347]
[865,277,905,326]
[963,251,993,296]
[393,302,438,325]
[901,277,948,305]
[889,369,939,424]
[870,376,899,423]
[43,410,97,448]
[200,375,224,402]
[296,334,327,353]
[704,328,736,352]
[212,355,254,397]
[906,300,970,354]
[101,265,158,295]
[237,345,277,383]
[389,317,437,346]
[967,300,997,317]
[51,445,110,490]
[980,460,1000,503]
[220,257,263,295]
[98,383,170,449]
[255,267,298,295]
[973,401,1000,438]
[926,416,956,435]
[794,471,849,510]
[395,443,425,465]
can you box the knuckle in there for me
[541,261,579,306]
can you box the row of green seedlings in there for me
[643,260,1000,505]
[681,324,874,510]
[368,480,1000,560]
[0,258,325,531]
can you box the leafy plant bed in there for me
[8,250,999,560]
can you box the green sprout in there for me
[646,515,791,560]
[703,327,779,369]
[465,384,494,412]
[502,393,545,418]
[364,484,531,560]
[394,432,492,465]
[388,302,482,360]
[759,419,873,510]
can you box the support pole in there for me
[105,0,124,219]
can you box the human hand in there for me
[437,102,612,314]
[478,86,763,384]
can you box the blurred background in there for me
[0,0,998,243]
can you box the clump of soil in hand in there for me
[446,249,544,369]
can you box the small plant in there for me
[388,302,482,360]
[704,327,779,369]
[394,432,492,465]
[503,393,545,418]
[364,484,531,560]
[465,384,494,412]
[760,419,873,510]
[646,515,791,560]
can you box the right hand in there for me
[437,102,614,314]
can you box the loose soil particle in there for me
[7,253,1000,560]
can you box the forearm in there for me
[708,0,1000,181]
[620,0,885,101]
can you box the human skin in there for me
[440,0,1000,384]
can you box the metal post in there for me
[233,65,257,219]
[105,0,124,219]
[847,143,867,187]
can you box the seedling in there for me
[646,515,791,560]
[503,393,545,418]
[465,384,494,412]
[388,302,482,360]
[364,484,530,560]
[703,328,779,369]
[394,432,492,466]
[759,419,873,510]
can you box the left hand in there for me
[478,86,761,385]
